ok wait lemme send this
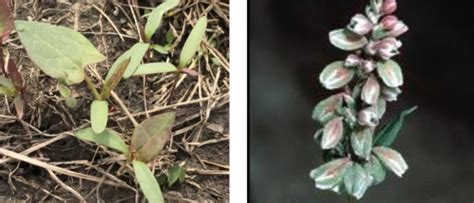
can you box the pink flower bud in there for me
[388,21,409,37]
[382,0,397,14]
[375,37,402,60]
[347,14,374,35]
[360,60,375,73]
[344,54,362,67]
[358,107,379,127]
[380,15,398,30]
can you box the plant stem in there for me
[84,73,101,100]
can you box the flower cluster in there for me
[310,0,416,199]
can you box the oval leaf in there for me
[133,160,164,203]
[311,93,343,124]
[144,0,180,41]
[321,117,344,149]
[132,62,178,76]
[343,163,373,200]
[130,112,176,162]
[179,16,207,67]
[363,155,386,185]
[309,158,352,190]
[376,59,403,88]
[361,75,380,105]
[320,61,355,90]
[329,29,368,51]
[75,128,129,155]
[373,146,408,177]
[15,20,105,84]
[351,127,373,160]
[374,106,417,146]
[0,0,13,42]
[90,100,109,134]
[105,42,150,81]
[167,163,185,186]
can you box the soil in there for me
[0,0,229,202]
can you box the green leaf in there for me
[179,16,208,67]
[144,0,180,41]
[373,146,408,177]
[133,160,164,203]
[105,42,149,81]
[102,58,131,99]
[376,59,403,88]
[151,44,169,55]
[130,112,176,162]
[167,163,185,186]
[351,127,373,160]
[343,163,372,200]
[0,75,16,96]
[15,20,105,84]
[75,128,129,155]
[329,29,368,51]
[363,155,386,185]
[166,28,174,45]
[374,106,417,146]
[310,158,352,190]
[0,0,13,42]
[312,93,344,124]
[132,62,178,76]
[90,100,109,134]
[59,83,71,98]
[319,61,355,90]
[65,97,78,109]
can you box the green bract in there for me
[310,158,352,190]
[376,59,403,88]
[312,93,344,124]
[15,20,105,84]
[343,163,372,199]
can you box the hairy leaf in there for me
[90,100,109,134]
[329,29,368,51]
[320,61,355,90]
[179,16,208,67]
[75,128,129,155]
[133,160,164,203]
[373,146,408,177]
[343,163,372,199]
[0,0,13,42]
[144,0,180,41]
[15,20,105,84]
[310,158,352,190]
[321,117,344,149]
[376,59,403,88]
[351,127,373,160]
[106,43,149,81]
[374,106,417,146]
[130,112,176,162]
[132,62,177,76]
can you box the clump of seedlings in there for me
[1,0,207,202]
[310,0,416,200]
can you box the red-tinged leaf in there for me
[361,75,380,105]
[312,93,344,124]
[0,0,13,42]
[6,59,24,94]
[321,117,344,149]
[101,57,130,99]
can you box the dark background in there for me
[249,0,474,202]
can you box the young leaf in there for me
[167,163,185,186]
[0,75,15,96]
[15,20,105,84]
[312,93,344,124]
[363,155,386,185]
[329,29,368,51]
[102,58,131,99]
[151,44,169,55]
[179,16,208,67]
[4,58,23,93]
[0,0,13,42]
[90,100,109,134]
[309,158,352,190]
[65,97,78,109]
[376,59,403,88]
[75,128,129,155]
[13,95,24,119]
[133,160,165,203]
[321,117,344,149]
[59,83,71,98]
[105,43,149,81]
[144,0,180,41]
[130,112,176,162]
[350,127,373,160]
[373,146,408,177]
[319,61,355,90]
[361,75,380,105]
[343,163,373,200]
[166,28,175,45]
[132,62,177,76]
[374,106,417,146]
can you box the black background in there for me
[249,0,474,202]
